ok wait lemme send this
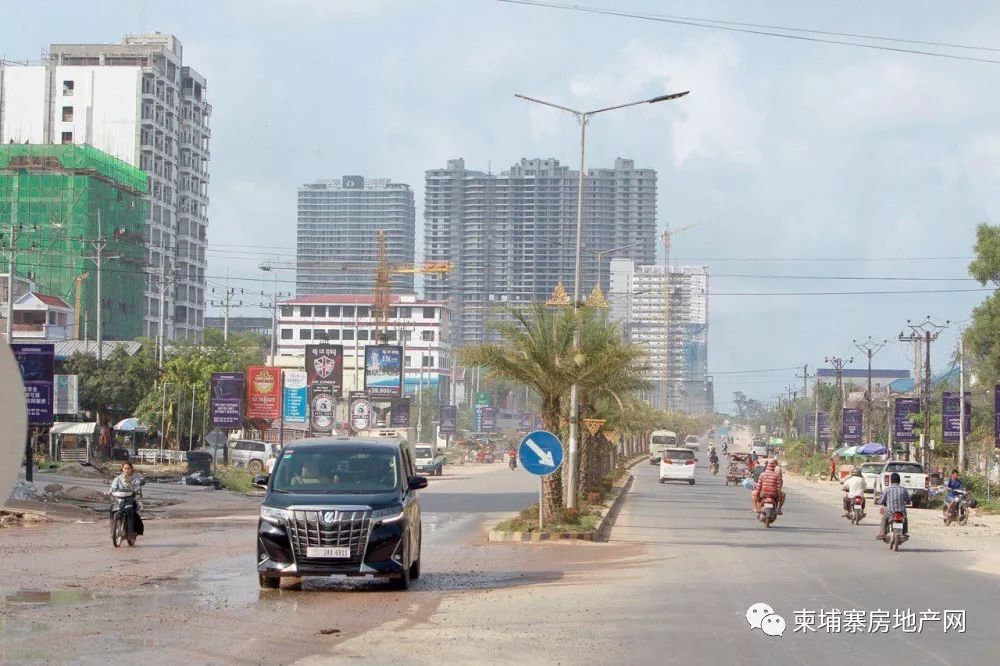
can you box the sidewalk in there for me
[784,471,1000,577]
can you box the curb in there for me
[487,455,644,543]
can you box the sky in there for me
[4,0,1000,410]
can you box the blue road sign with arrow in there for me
[518,430,564,476]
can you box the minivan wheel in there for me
[247,459,264,474]
[391,540,412,590]
[259,573,280,589]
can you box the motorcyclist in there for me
[508,445,517,469]
[945,469,963,516]
[708,446,719,468]
[752,459,783,515]
[841,468,866,516]
[875,472,910,540]
[109,462,144,535]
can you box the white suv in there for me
[659,448,697,485]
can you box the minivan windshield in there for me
[271,446,399,494]
[651,435,676,445]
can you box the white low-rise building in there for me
[274,294,453,399]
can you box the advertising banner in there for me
[817,411,831,444]
[53,374,79,415]
[364,345,403,398]
[305,344,344,398]
[210,372,244,428]
[309,382,335,435]
[894,397,921,443]
[390,398,411,427]
[11,343,54,425]
[942,391,971,444]
[480,406,497,432]
[246,366,282,420]
[841,408,863,444]
[282,370,308,423]
[520,412,533,430]
[349,391,373,433]
[439,405,457,435]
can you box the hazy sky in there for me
[4,0,999,409]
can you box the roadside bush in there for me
[959,473,1000,514]
[780,440,828,477]
[214,465,257,494]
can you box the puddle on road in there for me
[1,588,95,607]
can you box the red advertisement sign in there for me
[246,366,282,420]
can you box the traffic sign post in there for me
[518,431,564,530]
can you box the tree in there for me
[64,344,160,426]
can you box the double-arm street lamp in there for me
[515,90,689,510]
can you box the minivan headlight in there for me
[371,505,405,524]
[260,506,292,525]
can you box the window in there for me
[299,305,312,317]
[358,307,371,318]
[423,307,436,319]
[62,106,73,122]
[328,329,340,340]
[300,329,312,340]
[328,306,341,317]
[385,330,397,341]
[280,329,293,340]
[61,131,73,144]
[314,329,327,340]
[342,306,355,318]
[63,80,74,96]
[313,306,326,317]
[342,329,354,341]
[397,307,411,319]
[280,305,293,317]
[421,330,435,342]
[358,330,370,341]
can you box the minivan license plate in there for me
[307,547,350,558]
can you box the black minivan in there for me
[254,437,426,590]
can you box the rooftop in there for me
[281,294,444,306]
[0,144,148,194]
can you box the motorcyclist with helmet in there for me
[841,468,866,517]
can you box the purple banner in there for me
[390,398,411,427]
[942,391,971,444]
[439,405,457,435]
[841,408,863,444]
[11,343,54,425]
[817,412,832,443]
[894,397,921,443]
[210,372,244,428]
[480,406,497,432]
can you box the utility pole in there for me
[157,254,169,368]
[899,317,948,467]
[824,356,853,446]
[959,331,966,472]
[86,210,124,363]
[802,364,808,401]
[3,178,19,342]
[209,276,242,345]
[853,337,887,442]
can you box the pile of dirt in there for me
[57,462,112,479]
[7,480,46,502]
[0,507,50,528]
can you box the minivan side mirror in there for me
[408,475,428,490]
[252,474,269,489]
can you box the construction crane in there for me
[258,230,451,343]
[661,223,698,411]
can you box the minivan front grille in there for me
[288,509,371,562]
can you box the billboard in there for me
[305,344,344,398]
[349,391,373,433]
[841,408,862,444]
[479,406,497,432]
[439,405,457,435]
[309,382,336,435]
[282,370,308,423]
[246,366,282,420]
[817,411,831,444]
[894,397,921,443]
[11,343,54,425]
[364,345,403,398]
[53,374,79,415]
[211,372,244,428]
[390,398,411,427]
[995,386,1000,448]
[942,391,971,444]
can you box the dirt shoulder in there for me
[783,471,1000,577]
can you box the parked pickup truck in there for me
[414,444,446,477]
[871,461,930,508]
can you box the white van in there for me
[649,430,678,464]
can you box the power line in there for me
[713,288,990,296]
[713,273,974,282]
[672,256,972,262]
[499,0,1000,66]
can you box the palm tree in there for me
[459,304,649,513]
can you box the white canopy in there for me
[49,422,98,436]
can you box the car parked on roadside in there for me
[196,439,275,473]
[255,437,426,590]
[659,447,697,485]
[859,462,883,493]
[871,461,930,508]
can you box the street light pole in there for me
[853,336,887,442]
[515,89,689,510]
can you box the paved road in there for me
[324,454,1000,665]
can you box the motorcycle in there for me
[758,495,778,528]
[110,490,143,547]
[709,461,719,475]
[885,511,907,551]
[943,488,972,526]
[849,495,866,525]
[508,452,517,470]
